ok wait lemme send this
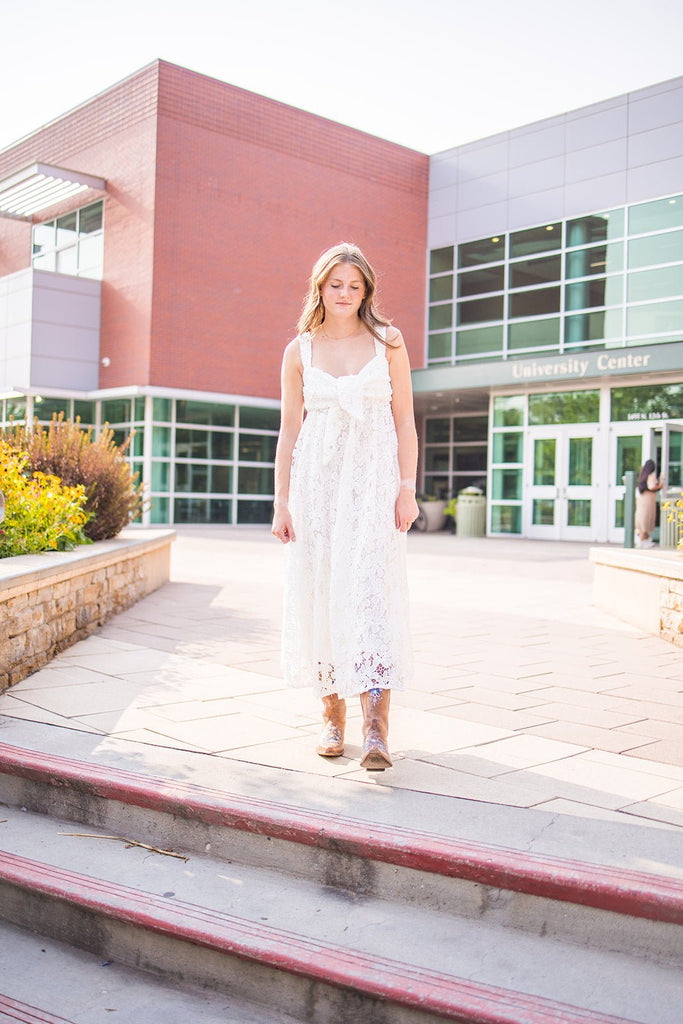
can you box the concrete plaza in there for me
[1,528,682,831]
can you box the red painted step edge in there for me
[0,994,74,1024]
[0,851,641,1024]
[1,742,681,925]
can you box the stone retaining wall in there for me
[0,529,175,691]
[590,547,683,647]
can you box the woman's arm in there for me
[387,328,419,532]
[271,341,304,543]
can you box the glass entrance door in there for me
[526,427,598,540]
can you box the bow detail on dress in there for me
[305,367,392,465]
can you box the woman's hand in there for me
[395,489,419,533]
[272,503,296,543]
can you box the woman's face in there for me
[320,262,366,321]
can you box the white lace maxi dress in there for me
[282,329,412,699]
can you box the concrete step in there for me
[0,919,303,1023]
[0,749,681,1022]
[0,740,680,963]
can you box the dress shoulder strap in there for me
[374,325,387,356]
[298,332,312,368]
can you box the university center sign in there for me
[511,351,653,381]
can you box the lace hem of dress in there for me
[286,654,406,698]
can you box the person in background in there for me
[635,459,663,548]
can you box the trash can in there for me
[456,487,486,538]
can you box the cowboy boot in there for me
[316,694,346,757]
[360,688,392,770]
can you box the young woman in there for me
[272,243,418,770]
[635,459,663,548]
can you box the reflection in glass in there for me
[509,287,560,318]
[453,416,488,442]
[56,212,77,247]
[567,210,624,246]
[629,194,683,235]
[509,254,561,289]
[491,504,522,534]
[628,229,683,270]
[565,309,622,344]
[153,398,173,421]
[458,236,505,268]
[529,391,599,425]
[241,406,280,430]
[79,202,103,234]
[428,332,452,360]
[425,447,449,472]
[534,438,556,485]
[627,298,683,337]
[425,419,450,443]
[628,265,683,303]
[429,304,452,330]
[239,466,274,493]
[237,500,272,524]
[566,243,623,279]
[667,432,682,488]
[568,499,591,527]
[508,318,560,349]
[492,468,522,500]
[152,462,170,491]
[569,437,593,486]
[430,247,454,274]
[177,400,234,427]
[510,223,561,259]
[73,401,94,423]
[611,384,683,422]
[457,295,504,325]
[423,475,449,499]
[239,434,277,462]
[615,435,642,485]
[35,397,69,420]
[102,399,131,424]
[458,265,504,296]
[456,324,503,356]
[493,395,524,428]
[454,447,486,472]
[533,499,555,525]
[175,497,231,525]
[565,277,622,310]
[492,432,523,463]
[430,275,454,302]
[150,497,170,524]
[176,428,233,461]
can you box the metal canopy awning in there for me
[0,162,106,219]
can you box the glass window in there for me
[429,304,453,330]
[456,325,503,357]
[176,400,234,427]
[31,201,103,279]
[490,504,521,533]
[529,390,599,425]
[493,396,525,427]
[568,499,591,527]
[132,428,144,457]
[56,247,78,274]
[565,277,623,310]
[425,419,450,443]
[454,447,486,472]
[175,463,232,493]
[533,438,556,484]
[457,295,504,325]
[425,475,449,498]
[533,499,555,525]
[238,499,272,524]
[615,435,642,484]
[509,254,561,289]
[425,447,450,472]
[453,416,488,442]
[508,318,560,349]
[80,203,103,234]
[151,462,171,491]
[627,298,683,337]
[73,400,94,423]
[35,397,69,420]
[175,497,231,524]
[510,223,561,259]
[458,236,505,268]
[567,210,624,246]
[428,332,452,360]
[566,243,623,279]
[611,384,683,422]
[78,234,104,276]
[238,434,277,462]
[492,432,523,463]
[628,265,683,303]
[240,406,280,430]
[150,497,170,524]
[492,468,522,500]
[56,212,77,248]
[153,397,173,421]
[430,275,453,302]
[509,287,560,318]
[430,247,454,274]
[102,399,131,424]
[33,251,55,271]
[239,466,274,493]
[628,229,683,270]
[33,222,55,252]
[565,309,623,344]
[134,398,145,421]
[568,437,593,486]
[457,265,504,297]
[176,428,233,460]
[629,194,683,235]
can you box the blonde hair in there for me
[297,242,393,343]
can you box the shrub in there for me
[1,416,144,542]
[0,440,90,557]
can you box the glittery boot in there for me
[316,694,346,757]
[360,688,392,770]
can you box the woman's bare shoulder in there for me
[385,325,404,348]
